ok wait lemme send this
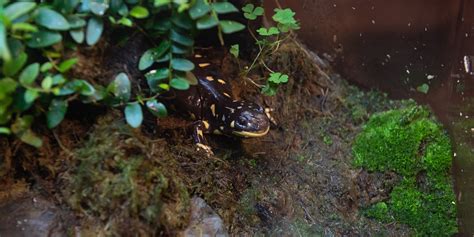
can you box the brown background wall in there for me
[264,0,474,234]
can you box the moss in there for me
[364,202,393,223]
[63,115,190,235]
[353,105,457,236]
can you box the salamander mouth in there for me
[231,126,270,138]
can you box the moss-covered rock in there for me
[353,104,457,236]
[63,115,190,236]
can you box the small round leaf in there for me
[124,103,143,128]
[146,99,167,118]
[171,58,194,71]
[47,99,68,128]
[170,77,190,90]
[35,8,70,31]
[86,17,104,45]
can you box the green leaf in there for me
[257,27,279,36]
[117,17,132,26]
[58,58,78,73]
[230,44,239,58]
[86,17,103,45]
[51,74,66,85]
[156,53,170,63]
[146,68,169,92]
[189,0,211,20]
[0,78,18,100]
[19,63,40,86]
[242,4,255,13]
[35,8,70,31]
[67,15,87,28]
[158,83,170,91]
[47,99,68,128]
[268,72,289,84]
[139,50,154,71]
[172,44,189,54]
[11,23,38,32]
[111,72,131,103]
[26,30,62,48]
[40,62,53,72]
[196,15,218,29]
[154,0,170,7]
[170,77,190,90]
[273,8,297,25]
[90,0,109,16]
[4,2,36,21]
[417,83,430,94]
[146,68,169,81]
[139,41,171,70]
[171,58,194,71]
[11,115,43,147]
[212,2,239,14]
[3,52,27,77]
[24,89,39,103]
[146,99,167,118]
[7,38,24,59]
[110,0,124,13]
[69,29,85,44]
[124,103,143,128]
[60,0,81,13]
[130,6,149,19]
[170,29,194,46]
[58,79,94,96]
[253,7,264,16]
[41,76,53,90]
[242,4,263,20]
[0,23,11,62]
[171,13,193,30]
[0,127,10,135]
[219,20,245,34]
[261,83,277,96]
[19,129,43,147]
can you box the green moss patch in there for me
[353,105,457,236]
[62,115,190,235]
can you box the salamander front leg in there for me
[192,120,213,155]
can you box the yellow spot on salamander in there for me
[202,120,210,129]
[230,121,235,128]
[197,129,204,138]
[190,113,196,120]
[213,129,222,135]
[199,63,211,68]
[194,54,203,58]
[223,92,231,98]
[217,79,226,84]
[220,126,224,131]
[206,76,214,81]
[210,104,216,116]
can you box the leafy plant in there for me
[234,4,300,96]
[0,0,244,146]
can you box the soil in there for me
[0,34,413,236]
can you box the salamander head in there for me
[228,101,270,137]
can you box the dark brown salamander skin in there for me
[169,54,271,153]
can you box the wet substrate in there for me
[0,40,423,235]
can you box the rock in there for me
[0,194,69,237]
[180,197,228,237]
